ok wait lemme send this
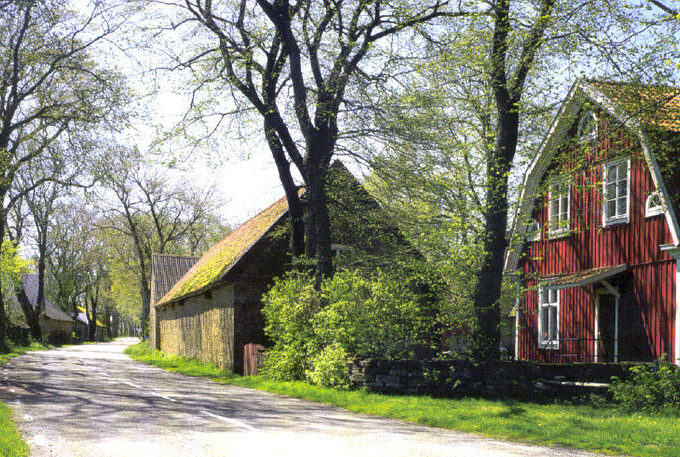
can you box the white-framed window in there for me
[645,191,664,218]
[548,178,570,237]
[603,158,630,226]
[538,288,559,349]
[526,219,541,242]
[577,110,597,143]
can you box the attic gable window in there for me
[548,178,570,237]
[577,110,597,143]
[645,191,664,218]
[603,158,630,226]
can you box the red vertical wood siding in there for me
[518,111,677,363]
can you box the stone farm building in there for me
[153,162,416,373]
[149,253,199,349]
[7,274,75,344]
[506,80,680,364]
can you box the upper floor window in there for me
[539,288,559,349]
[603,158,630,226]
[645,191,664,218]
[577,110,597,143]
[548,178,570,237]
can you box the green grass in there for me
[0,341,51,367]
[0,341,51,457]
[125,341,680,457]
[0,402,28,457]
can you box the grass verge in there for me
[0,341,51,457]
[125,341,680,457]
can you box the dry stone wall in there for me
[348,358,633,399]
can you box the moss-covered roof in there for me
[588,80,680,132]
[156,194,291,306]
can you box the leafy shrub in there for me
[260,346,308,381]
[609,361,680,411]
[261,268,442,381]
[306,343,351,389]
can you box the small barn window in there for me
[577,110,597,143]
[548,178,570,237]
[603,158,630,226]
[526,220,541,242]
[538,288,559,349]
[645,191,664,217]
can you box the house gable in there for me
[506,80,680,273]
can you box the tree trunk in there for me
[472,105,518,360]
[88,298,97,342]
[304,163,333,288]
[0,210,7,346]
[36,227,47,317]
[16,285,41,341]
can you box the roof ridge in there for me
[151,253,201,260]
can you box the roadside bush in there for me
[260,345,308,381]
[306,342,351,389]
[261,268,442,384]
[609,361,680,411]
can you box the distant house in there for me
[149,253,199,349]
[73,306,108,342]
[506,80,680,364]
[153,162,416,373]
[9,274,75,344]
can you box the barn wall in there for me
[519,110,677,362]
[40,320,74,345]
[157,284,235,370]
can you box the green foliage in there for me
[261,269,441,385]
[609,361,680,412]
[0,402,28,457]
[306,343,351,389]
[312,269,435,358]
[260,346,308,381]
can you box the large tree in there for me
[153,0,472,285]
[365,0,680,358]
[98,152,225,329]
[0,0,129,344]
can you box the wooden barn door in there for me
[595,293,618,362]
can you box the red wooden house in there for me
[505,80,680,364]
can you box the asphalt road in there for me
[0,338,602,457]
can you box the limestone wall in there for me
[158,283,235,370]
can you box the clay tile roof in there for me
[151,254,199,306]
[588,80,680,132]
[156,193,292,306]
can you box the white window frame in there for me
[548,178,570,238]
[526,219,541,242]
[645,191,664,218]
[538,287,560,350]
[602,158,631,227]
